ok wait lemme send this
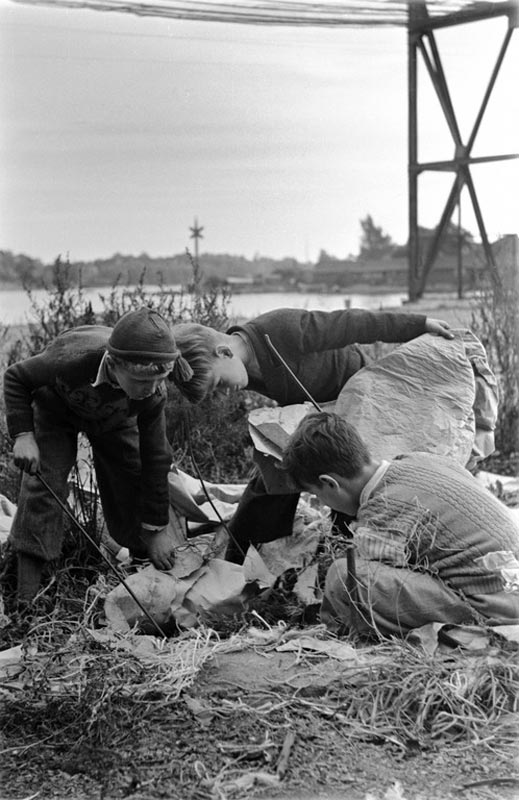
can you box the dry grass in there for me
[2,607,518,754]
[1,557,518,800]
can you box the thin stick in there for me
[35,471,168,639]
[264,335,322,412]
[276,729,296,779]
[185,421,247,560]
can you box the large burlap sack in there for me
[334,330,497,466]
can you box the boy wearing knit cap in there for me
[3,307,192,603]
[282,412,519,636]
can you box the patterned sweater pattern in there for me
[355,452,519,596]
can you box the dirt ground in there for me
[2,642,519,800]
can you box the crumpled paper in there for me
[475,550,519,593]
[0,494,17,544]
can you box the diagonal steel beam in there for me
[416,174,464,297]
[414,153,519,172]
[467,25,514,152]
[462,167,499,283]
[417,34,462,147]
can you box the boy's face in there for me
[112,363,165,400]
[210,351,249,393]
[307,474,359,516]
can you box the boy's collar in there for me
[91,351,120,389]
[359,460,390,505]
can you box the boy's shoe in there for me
[16,553,45,604]
[0,544,18,601]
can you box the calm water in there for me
[0,286,407,326]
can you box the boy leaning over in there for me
[3,307,192,604]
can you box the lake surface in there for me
[0,286,407,325]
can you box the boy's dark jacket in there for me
[228,307,427,404]
[3,325,171,527]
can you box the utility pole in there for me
[189,217,204,263]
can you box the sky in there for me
[1,0,518,265]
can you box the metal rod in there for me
[35,471,168,639]
[407,6,419,302]
[264,335,322,412]
[333,514,360,637]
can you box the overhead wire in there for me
[10,0,505,28]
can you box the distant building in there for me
[311,232,517,293]
[313,254,405,289]
[224,275,256,290]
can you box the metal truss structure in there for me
[14,0,519,297]
[407,1,518,298]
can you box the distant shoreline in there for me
[0,282,465,297]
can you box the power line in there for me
[10,0,501,29]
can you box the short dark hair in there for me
[282,412,371,488]
[170,323,219,403]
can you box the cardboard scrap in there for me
[248,404,312,461]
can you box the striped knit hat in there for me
[107,307,179,363]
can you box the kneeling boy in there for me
[282,412,519,636]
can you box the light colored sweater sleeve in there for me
[354,525,410,566]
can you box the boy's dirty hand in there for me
[13,432,40,474]
[425,317,455,339]
[144,527,176,571]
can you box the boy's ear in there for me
[215,344,233,359]
[319,474,340,491]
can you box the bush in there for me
[470,277,519,458]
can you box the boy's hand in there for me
[143,526,176,571]
[425,317,455,339]
[13,432,40,474]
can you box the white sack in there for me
[334,330,497,466]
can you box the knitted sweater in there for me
[228,307,427,404]
[354,452,519,596]
[3,326,172,527]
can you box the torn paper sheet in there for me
[0,494,16,544]
[248,404,313,460]
[169,469,248,523]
